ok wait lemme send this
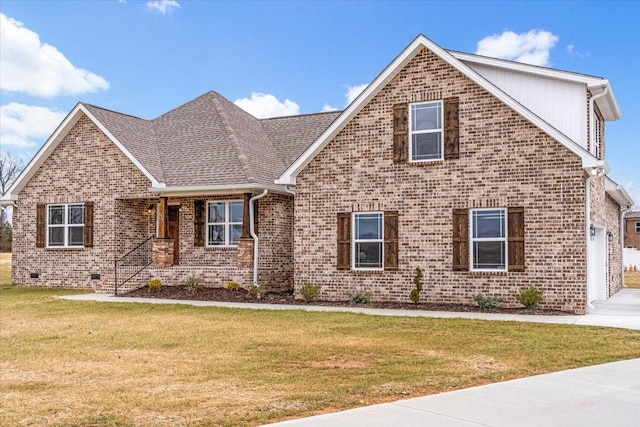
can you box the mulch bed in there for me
[122,286,572,316]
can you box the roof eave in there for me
[149,183,291,197]
[605,176,634,208]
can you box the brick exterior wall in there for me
[294,47,597,314]
[624,217,640,249]
[12,114,294,293]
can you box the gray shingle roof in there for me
[83,91,340,187]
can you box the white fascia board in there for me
[278,35,597,183]
[149,183,290,197]
[454,51,622,121]
[605,176,634,207]
[5,103,163,200]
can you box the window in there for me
[409,101,443,162]
[207,201,243,246]
[47,204,84,247]
[353,212,383,269]
[636,221,640,233]
[470,209,507,271]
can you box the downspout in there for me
[585,170,599,309]
[588,87,608,156]
[250,189,268,285]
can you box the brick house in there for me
[624,211,640,249]
[1,35,633,313]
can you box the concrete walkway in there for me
[61,288,640,330]
[263,358,640,427]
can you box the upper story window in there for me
[593,115,602,159]
[207,201,243,246]
[47,204,84,247]
[470,208,507,271]
[636,221,640,233]
[353,212,384,270]
[409,101,443,162]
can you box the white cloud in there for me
[0,13,110,97]
[147,0,180,14]
[345,84,368,105]
[0,103,66,148]
[234,93,300,119]
[476,30,559,66]
[566,44,590,59]
[321,103,338,112]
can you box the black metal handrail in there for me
[114,235,154,295]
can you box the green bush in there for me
[300,282,321,302]
[516,286,544,309]
[409,266,424,303]
[349,291,371,305]
[473,294,503,309]
[245,283,264,299]
[148,278,162,293]
[226,281,241,291]
[184,276,203,296]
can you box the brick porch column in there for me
[152,238,174,268]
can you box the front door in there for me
[168,206,180,265]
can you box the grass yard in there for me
[625,270,640,289]
[2,258,640,426]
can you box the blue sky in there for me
[1,0,638,204]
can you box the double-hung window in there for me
[470,209,507,271]
[636,221,640,233]
[47,204,84,247]
[353,212,383,270]
[207,201,243,246]
[409,101,443,162]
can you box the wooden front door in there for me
[168,206,180,265]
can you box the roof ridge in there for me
[260,110,344,121]
[208,93,256,183]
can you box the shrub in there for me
[300,282,321,302]
[148,278,162,293]
[226,281,241,291]
[516,286,544,309]
[184,276,203,296]
[349,291,371,305]
[473,294,503,309]
[245,283,264,299]
[409,266,424,303]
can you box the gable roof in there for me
[1,92,339,203]
[276,34,616,185]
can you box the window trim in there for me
[408,100,444,163]
[635,221,640,234]
[46,203,85,248]
[469,208,508,272]
[206,200,243,247]
[352,211,384,271]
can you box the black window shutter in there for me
[384,211,399,270]
[194,200,205,247]
[393,104,408,163]
[36,204,46,248]
[444,97,460,160]
[508,207,525,272]
[337,212,351,270]
[452,208,469,271]
[84,201,94,247]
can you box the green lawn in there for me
[2,258,640,426]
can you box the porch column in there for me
[158,197,168,239]
[241,192,251,238]
[237,193,254,269]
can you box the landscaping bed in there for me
[122,285,572,315]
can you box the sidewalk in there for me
[263,358,640,427]
[60,288,640,330]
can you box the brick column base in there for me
[237,237,254,269]
[152,238,174,268]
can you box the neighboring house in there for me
[624,211,640,249]
[1,35,633,314]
